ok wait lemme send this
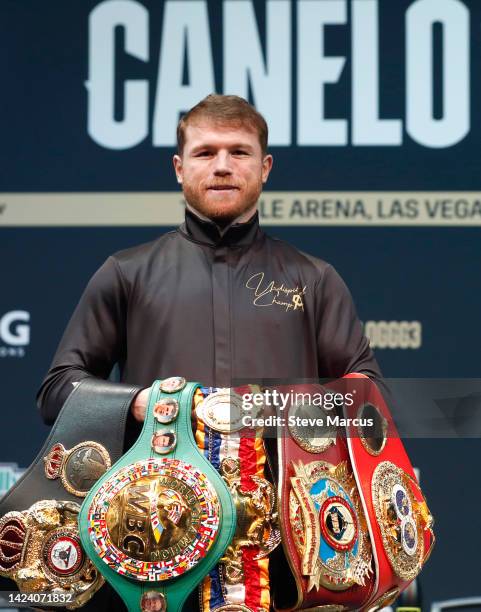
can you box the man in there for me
[37,94,382,610]
[37,94,380,425]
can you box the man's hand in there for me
[131,388,151,422]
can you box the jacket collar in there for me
[179,207,261,247]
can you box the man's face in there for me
[154,434,171,448]
[173,121,273,225]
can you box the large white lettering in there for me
[152,1,215,146]
[86,0,148,149]
[406,0,470,147]
[85,0,472,150]
[0,311,30,346]
[223,0,291,145]
[352,0,402,145]
[297,0,347,145]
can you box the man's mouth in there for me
[207,185,239,191]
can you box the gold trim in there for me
[403,471,436,563]
[60,442,111,497]
[365,586,400,611]
[290,475,320,577]
[371,462,424,581]
[219,458,280,584]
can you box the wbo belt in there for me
[0,378,139,609]
[276,376,434,612]
[79,378,237,612]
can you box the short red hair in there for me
[177,94,268,155]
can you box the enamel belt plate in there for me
[87,457,220,581]
[371,461,424,581]
[0,500,103,607]
[289,460,372,591]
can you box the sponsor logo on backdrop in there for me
[364,321,422,350]
[0,310,30,358]
[0,463,25,496]
[86,0,470,150]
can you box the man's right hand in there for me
[131,388,151,422]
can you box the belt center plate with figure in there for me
[87,457,220,580]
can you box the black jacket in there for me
[37,209,381,424]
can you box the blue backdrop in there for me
[1,1,480,608]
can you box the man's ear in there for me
[173,155,183,184]
[261,154,273,184]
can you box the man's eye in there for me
[195,151,211,157]
[233,150,249,156]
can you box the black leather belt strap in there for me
[0,378,140,514]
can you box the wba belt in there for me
[276,376,434,611]
[0,378,138,609]
[79,378,236,612]
[194,386,281,612]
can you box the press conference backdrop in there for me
[1,0,480,608]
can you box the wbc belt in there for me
[79,378,236,612]
[276,376,434,612]
[0,379,137,609]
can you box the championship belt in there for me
[194,386,281,612]
[276,377,434,611]
[79,378,237,612]
[0,378,138,609]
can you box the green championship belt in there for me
[79,378,236,612]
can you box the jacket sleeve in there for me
[316,264,382,381]
[36,256,138,425]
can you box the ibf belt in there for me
[79,378,236,612]
[276,378,434,611]
[195,386,280,612]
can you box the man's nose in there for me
[213,151,232,175]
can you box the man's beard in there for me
[182,179,262,226]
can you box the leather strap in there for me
[80,379,237,612]
[0,378,138,514]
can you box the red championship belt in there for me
[341,374,434,610]
[276,377,434,611]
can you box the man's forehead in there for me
[183,119,259,145]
